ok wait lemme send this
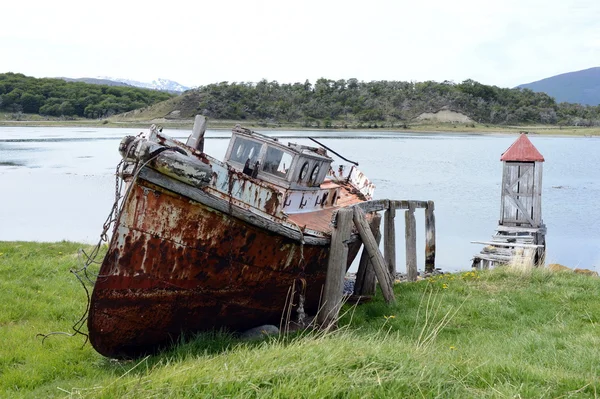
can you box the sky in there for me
[1,0,599,89]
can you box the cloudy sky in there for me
[1,0,598,89]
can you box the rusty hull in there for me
[89,179,360,358]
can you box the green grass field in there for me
[1,241,599,398]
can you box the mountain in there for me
[98,77,191,94]
[59,77,134,87]
[517,67,600,105]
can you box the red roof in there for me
[500,134,544,162]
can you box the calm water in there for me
[1,126,599,273]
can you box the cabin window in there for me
[299,162,310,181]
[262,146,293,177]
[309,164,320,185]
[230,137,262,164]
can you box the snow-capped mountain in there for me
[98,77,192,93]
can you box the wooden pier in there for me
[472,134,546,269]
[317,199,435,327]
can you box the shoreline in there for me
[1,117,599,136]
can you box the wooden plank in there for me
[384,205,396,279]
[532,161,543,225]
[186,115,207,152]
[503,186,536,227]
[317,207,353,328]
[521,164,534,226]
[354,199,389,213]
[354,213,381,296]
[405,204,418,282]
[471,240,544,248]
[390,200,429,210]
[473,253,513,262]
[424,201,436,273]
[353,207,395,304]
[496,225,541,233]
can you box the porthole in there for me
[310,164,320,184]
[299,162,309,180]
[248,146,256,159]
[235,143,245,158]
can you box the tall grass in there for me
[1,241,600,398]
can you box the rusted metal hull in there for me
[89,179,360,358]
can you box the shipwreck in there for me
[88,116,377,358]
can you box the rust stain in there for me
[88,180,362,359]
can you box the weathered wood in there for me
[405,204,418,282]
[424,200,436,273]
[354,213,382,296]
[353,207,395,303]
[384,205,396,279]
[389,200,429,210]
[532,161,543,225]
[317,208,354,328]
[496,225,543,234]
[474,253,514,262]
[471,240,544,248]
[353,199,389,213]
[186,115,207,152]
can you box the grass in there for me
[1,241,600,398]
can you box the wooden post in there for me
[405,203,418,282]
[384,205,396,280]
[424,200,436,274]
[186,115,207,152]
[354,213,381,296]
[317,208,353,328]
[353,207,395,304]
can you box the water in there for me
[1,126,599,273]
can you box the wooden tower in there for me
[472,134,546,269]
[499,133,544,228]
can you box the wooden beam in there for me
[471,240,544,248]
[317,207,353,328]
[503,186,537,227]
[389,200,429,210]
[384,205,396,279]
[186,115,207,152]
[353,207,395,304]
[496,225,543,234]
[354,213,382,296]
[354,199,389,213]
[405,204,418,282]
[424,200,436,273]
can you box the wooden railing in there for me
[317,200,436,327]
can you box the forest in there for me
[0,73,174,118]
[194,78,600,127]
[2,73,600,127]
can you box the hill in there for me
[58,77,134,88]
[0,72,175,118]
[60,77,190,94]
[113,78,600,128]
[97,76,191,93]
[518,67,600,105]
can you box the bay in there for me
[0,126,598,273]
